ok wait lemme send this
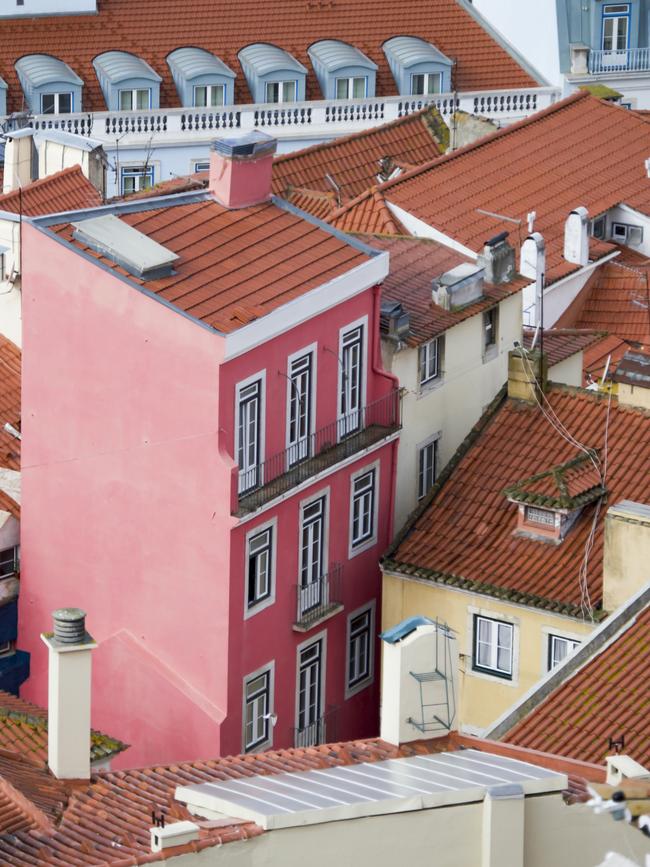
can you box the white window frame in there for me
[335,76,368,99]
[244,516,277,619]
[285,343,317,469]
[242,661,275,753]
[348,460,380,558]
[483,307,498,359]
[466,605,519,686]
[345,600,375,698]
[192,160,210,173]
[472,615,514,679]
[298,486,330,592]
[418,337,441,389]
[295,630,327,745]
[601,4,630,53]
[235,370,266,495]
[410,72,442,95]
[0,545,19,578]
[337,316,368,438]
[40,91,73,114]
[265,80,297,103]
[118,88,152,111]
[417,433,439,501]
[120,164,155,195]
[547,632,581,672]
[193,83,226,108]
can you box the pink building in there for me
[19,132,401,767]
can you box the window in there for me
[247,526,273,610]
[0,546,18,578]
[483,307,498,353]
[602,4,630,52]
[335,76,367,99]
[611,222,644,245]
[297,638,324,746]
[243,667,272,751]
[41,92,72,114]
[339,323,364,437]
[300,496,326,611]
[265,80,297,103]
[350,468,376,551]
[591,215,606,240]
[119,88,151,111]
[473,615,513,678]
[237,377,263,494]
[548,634,580,671]
[287,351,313,467]
[411,73,441,95]
[120,165,154,195]
[193,161,210,173]
[418,338,440,387]
[418,439,438,500]
[347,605,374,693]
[193,84,225,107]
[525,506,555,527]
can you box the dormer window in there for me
[308,40,376,100]
[41,91,73,114]
[336,76,367,99]
[167,48,235,109]
[119,88,151,111]
[15,54,83,115]
[411,72,441,95]
[524,506,555,527]
[194,84,225,107]
[93,51,161,112]
[265,80,296,103]
[239,44,307,104]
[383,36,452,97]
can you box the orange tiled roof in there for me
[505,605,650,765]
[0,336,20,471]
[329,187,405,234]
[522,328,605,368]
[361,234,528,345]
[0,0,536,114]
[0,750,68,836]
[272,107,444,208]
[0,490,19,520]
[114,173,208,202]
[368,93,650,284]
[583,334,633,385]
[384,385,650,615]
[50,195,370,334]
[0,166,101,217]
[284,187,337,221]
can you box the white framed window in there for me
[335,76,367,99]
[286,346,315,468]
[483,307,498,354]
[193,84,225,107]
[236,372,265,495]
[119,88,152,111]
[547,634,580,671]
[243,662,274,752]
[295,632,326,747]
[120,165,154,195]
[265,80,297,103]
[192,160,210,173]
[418,437,438,501]
[41,92,72,114]
[410,72,441,95]
[346,601,375,697]
[0,546,18,578]
[602,4,630,52]
[245,519,276,616]
[472,615,513,679]
[525,506,555,527]
[338,317,367,439]
[349,462,379,556]
[418,338,440,387]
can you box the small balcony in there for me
[235,388,401,515]
[293,706,338,749]
[588,47,650,74]
[293,563,344,632]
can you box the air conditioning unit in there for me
[591,215,606,240]
[611,221,644,246]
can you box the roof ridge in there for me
[0,164,87,206]
[0,772,55,834]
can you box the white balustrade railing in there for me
[23,86,558,147]
[589,47,650,74]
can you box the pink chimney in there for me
[209,131,278,209]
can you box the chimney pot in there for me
[477,233,515,284]
[52,607,87,644]
[209,131,277,209]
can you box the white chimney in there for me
[41,608,96,780]
[150,820,200,853]
[564,206,589,266]
[380,616,458,745]
[520,233,546,329]
[606,755,650,787]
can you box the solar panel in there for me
[176,749,566,830]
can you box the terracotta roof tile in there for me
[505,605,650,765]
[583,334,632,385]
[0,490,19,520]
[50,195,370,333]
[385,385,650,614]
[0,167,101,217]
[272,107,444,208]
[284,187,337,221]
[523,328,605,368]
[0,336,20,471]
[0,0,536,115]
[503,453,605,510]
[329,187,405,234]
[371,93,650,284]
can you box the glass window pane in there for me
[412,74,424,95]
[427,74,441,94]
[41,93,55,114]
[194,86,207,107]
[282,80,296,102]
[352,77,366,98]
[58,93,72,113]
[119,90,133,111]
[266,82,279,102]
[136,89,150,110]
[336,78,349,99]
[210,85,224,106]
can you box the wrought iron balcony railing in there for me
[236,388,401,514]
[294,563,343,630]
[588,47,650,74]
[293,706,338,749]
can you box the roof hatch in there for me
[71,214,178,280]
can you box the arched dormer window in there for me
[238,44,307,104]
[167,47,236,108]
[308,40,377,99]
[15,54,83,114]
[383,36,452,96]
[93,51,161,111]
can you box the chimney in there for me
[41,608,96,780]
[150,820,200,853]
[603,501,650,612]
[613,347,650,410]
[379,616,458,745]
[605,755,650,787]
[380,300,410,344]
[507,347,547,403]
[2,128,36,194]
[520,232,546,329]
[209,131,277,209]
[569,44,589,75]
[564,207,589,266]
[432,262,484,311]
[477,232,515,284]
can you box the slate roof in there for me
[384,385,650,616]
[361,93,650,284]
[48,195,371,334]
[522,328,604,368]
[0,0,537,114]
[0,336,20,471]
[272,107,444,209]
[505,604,650,766]
[360,234,528,345]
[0,167,101,217]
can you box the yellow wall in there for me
[382,572,595,732]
